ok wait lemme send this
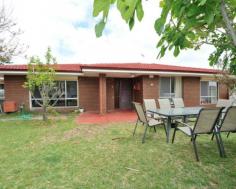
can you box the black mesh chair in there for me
[132,102,166,143]
[172,108,224,161]
[214,106,236,156]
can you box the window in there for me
[0,84,4,99]
[160,77,175,98]
[31,81,78,108]
[200,81,218,104]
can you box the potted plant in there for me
[79,107,84,113]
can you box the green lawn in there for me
[0,115,235,189]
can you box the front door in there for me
[115,79,133,109]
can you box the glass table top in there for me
[148,107,202,117]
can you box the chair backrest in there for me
[173,98,184,108]
[216,99,232,108]
[229,96,236,106]
[220,106,236,132]
[158,99,171,109]
[132,102,148,124]
[193,108,223,134]
[143,99,157,112]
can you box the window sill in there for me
[31,106,78,109]
[200,103,217,105]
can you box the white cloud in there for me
[5,0,215,68]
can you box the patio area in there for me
[76,110,137,125]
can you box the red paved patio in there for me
[76,110,137,125]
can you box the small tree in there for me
[24,48,64,121]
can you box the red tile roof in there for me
[0,64,82,72]
[0,63,219,74]
[81,63,219,74]
[0,64,27,71]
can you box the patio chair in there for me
[217,106,236,140]
[216,99,232,108]
[132,102,166,143]
[211,99,233,140]
[158,98,181,127]
[158,99,171,109]
[172,98,184,108]
[143,99,157,118]
[216,99,233,120]
[173,97,197,122]
[143,99,163,120]
[172,107,224,161]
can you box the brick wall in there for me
[4,75,30,109]
[142,76,159,106]
[99,74,106,114]
[78,77,99,112]
[106,78,115,111]
[4,75,227,113]
[219,83,228,99]
[133,77,143,103]
[182,77,200,107]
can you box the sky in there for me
[5,0,215,68]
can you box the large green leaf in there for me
[117,0,138,22]
[160,0,171,19]
[156,38,165,48]
[158,46,167,58]
[136,0,144,21]
[93,0,111,17]
[154,18,165,35]
[95,20,106,37]
[174,46,180,57]
[129,17,135,30]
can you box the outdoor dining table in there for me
[148,107,202,143]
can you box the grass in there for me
[0,114,236,189]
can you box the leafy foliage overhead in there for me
[93,0,144,37]
[93,0,236,74]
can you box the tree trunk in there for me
[42,105,47,121]
[220,0,236,46]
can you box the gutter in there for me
[0,71,84,76]
[82,68,218,77]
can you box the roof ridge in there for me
[0,62,220,74]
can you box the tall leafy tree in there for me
[24,48,64,121]
[93,0,236,74]
[216,72,236,96]
[0,4,24,64]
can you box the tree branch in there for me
[30,92,43,107]
[220,0,236,46]
[50,92,65,107]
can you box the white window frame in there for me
[30,80,79,109]
[159,76,176,98]
[200,80,218,105]
[0,84,4,100]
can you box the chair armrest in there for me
[214,124,221,130]
[175,120,193,130]
[145,110,153,116]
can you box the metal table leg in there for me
[166,116,171,143]
[183,115,187,123]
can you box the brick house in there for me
[0,63,228,113]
